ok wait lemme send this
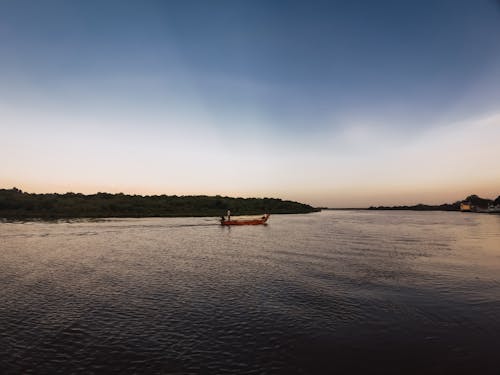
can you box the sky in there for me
[1,0,500,207]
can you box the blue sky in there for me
[1,0,500,206]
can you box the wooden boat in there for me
[221,213,270,226]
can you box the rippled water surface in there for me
[1,211,500,374]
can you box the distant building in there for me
[488,204,500,213]
[460,202,472,212]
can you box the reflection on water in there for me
[1,211,500,374]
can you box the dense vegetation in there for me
[0,188,319,219]
[368,194,500,211]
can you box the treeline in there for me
[0,188,319,219]
[368,194,500,211]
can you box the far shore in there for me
[327,193,500,213]
[2,189,499,220]
[0,188,319,220]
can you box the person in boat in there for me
[227,209,231,221]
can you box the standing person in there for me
[227,209,231,221]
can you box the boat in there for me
[221,213,270,226]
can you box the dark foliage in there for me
[464,195,492,209]
[0,188,319,219]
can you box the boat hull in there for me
[221,214,270,226]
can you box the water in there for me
[1,211,500,374]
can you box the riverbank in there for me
[367,194,500,212]
[0,188,319,219]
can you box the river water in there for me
[1,211,500,374]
